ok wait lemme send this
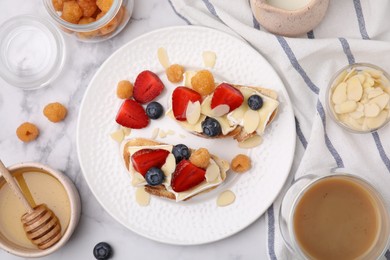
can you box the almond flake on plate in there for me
[238,135,262,149]
[202,51,216,68]
[217,190,235,207]
[157,47,170,69]
[135,187,151,207]
[110,129,124,143]
[151,128,159,139]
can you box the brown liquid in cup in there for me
[293,176,380,260]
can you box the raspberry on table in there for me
[96,0,113,12]
[43,102,68,123]
[231,154,251,173]
[116,80,133,99]
[166,64,185,83]
[191,70,215,96]
[77,0,97,17]
[61,1,83,24]
[16,122,39,143]
[189,148,211,169]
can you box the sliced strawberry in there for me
[211,83,244,112]
[171,160,206,192]
[172,87,202,121]
[133,70,165,104]
[131,149,170,176]
[115,99,149,129]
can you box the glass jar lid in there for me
[0,15,65,90]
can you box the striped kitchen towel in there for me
[169,0,390,259]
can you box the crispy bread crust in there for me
[122,138,228,201]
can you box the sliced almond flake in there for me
[355,74,366,84]
[135,187,151,207]
[368,88,384,99]
[346,77,363,101]
[166,129,175,135]
[365,69,383,79]
[159,129,167,138]
[370,93,390,110]
[332,82,347,104]
[333,69,348,87]
[184,71,197,88]
[211,104,230,117]
[110,129,124,143]
[202,51,217,68]
[205,163,220,183]
[349,110,364,119]
[186,101,201,125]
[345,116,364,130]
[151,128,159,139]
[238,135,262,149]
[364,103,381,117]
[366,110,388,129]
[363,77,375,88]
[161,154,176,176]
[334,101,357,114]
[243,110,260,133]
[217,190,236,207]
[157,47,170,69]
[343,68,356,82]
[121,126,132,136]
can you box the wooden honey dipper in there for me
[0,160,62,249]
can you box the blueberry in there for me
[146,101,164,119]
[201,117,222,137]
[247,95,263,110]
[172,144,190,163]
[145,167,165,186]
[93,242,112,260]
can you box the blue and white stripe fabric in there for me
[169,0,390,259]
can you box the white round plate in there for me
[77,26,296,245]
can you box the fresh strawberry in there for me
[172,87,202,121]
[171,160,206,192]
[211,83,244,112]
[115,99,149,129]
[133,70,165,104]
[131,149,170,176]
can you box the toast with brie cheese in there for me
[121,138,230,201]
[167,84,279,144]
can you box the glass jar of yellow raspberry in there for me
[43,0,133,42]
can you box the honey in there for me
[0,170,70,248]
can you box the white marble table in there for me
[0,1,269,259]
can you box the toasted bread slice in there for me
[121,138,229,201]
[178,84,279,143]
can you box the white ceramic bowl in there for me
[0,162,81,258]
[250,0,329,37]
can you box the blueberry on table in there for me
[172,144,190,163]
[146,101,164,119]
[145,167,165,186]
[247,95,263,110]
[201,117,222,137]
[93,242,112,260]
